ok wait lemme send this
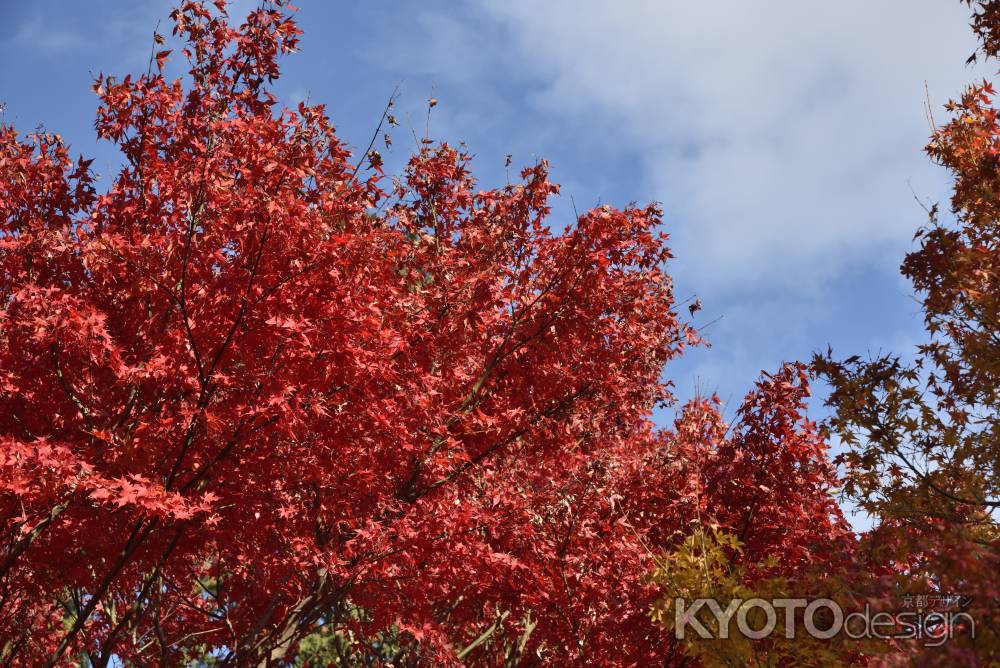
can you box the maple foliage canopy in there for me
[815,1,1000,664]
[0,1,856,666]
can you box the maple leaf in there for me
[154,49,171,70]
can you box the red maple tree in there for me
[0,2,855,665]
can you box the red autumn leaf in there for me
[155,49,171,70]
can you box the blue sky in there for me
[0,2,989,470]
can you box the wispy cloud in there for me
[10,14,88,52]
[387,0,990,294]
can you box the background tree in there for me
[647,365,863,668]
[815,1,1000,663]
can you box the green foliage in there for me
[650,528,860,668]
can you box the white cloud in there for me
[409,0,991,292]
[10,14,88,52]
